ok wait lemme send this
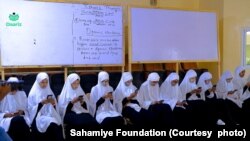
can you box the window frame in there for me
[242,28,250,67]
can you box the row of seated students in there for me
[1,66,250,140]
[15,67,207,99]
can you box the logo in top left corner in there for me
[9,12,19,21]
[6,12,22,27]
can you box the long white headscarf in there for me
[137,72,161,109]
[113,72,140,113]
[233,66,246,98]
[28,72,62,133]
[179,69,199,100]
[216,71,234,99]
[216,71,242,107]
[233,66,246,89]
[58,73,89,121]
[232,66,250,103]
[160,72,184,110]
[0,77,30,131]
[90,71,120,123]
[197,72,213,100]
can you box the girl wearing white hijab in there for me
[232,66,250,103]
[137,72,174,128]
[216,70,242,125]
[180,70,203,101]
[0,77,31,141]
[58,73,99,137]
[197,72,216,101]
[160,72,189,127]
[114,72,155,129]
[231,66,250,126]
[28,72,64,141]
[90,71,124,129]
[198,72,236,126]
[216,71,242,107]
[160,73,187,110]
[179,69,212,127]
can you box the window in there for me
[242,29,250,67]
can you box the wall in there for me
[223,0,250,76]
[197,0,224,83]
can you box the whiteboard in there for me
[130,7,218,62]
[0,1,123,66]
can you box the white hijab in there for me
[113,72,140,113]
[137,72,161,109]
[0,77,30,131]
[28,72,62,133]
[160,73,184,110]
[216,71,234,99]
[179,69,200,100]
[58,73,89,121]
[235,66,250,102]
[233,66,246,88]
[90,71,120,123]
[233,66,246,97]
[197,72,213,100]
[216,71,242,107]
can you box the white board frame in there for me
[0,1,124,67]
[129,7,219,64]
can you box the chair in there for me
[178,70,186,84]
[21,74,37,95]
[50,73,65,97]
[131,71,145,88]
[163,63,176,77]
[108,72,122,89]
[131,64,144,72]
[0,84,11,101]
[80,73,98,93]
